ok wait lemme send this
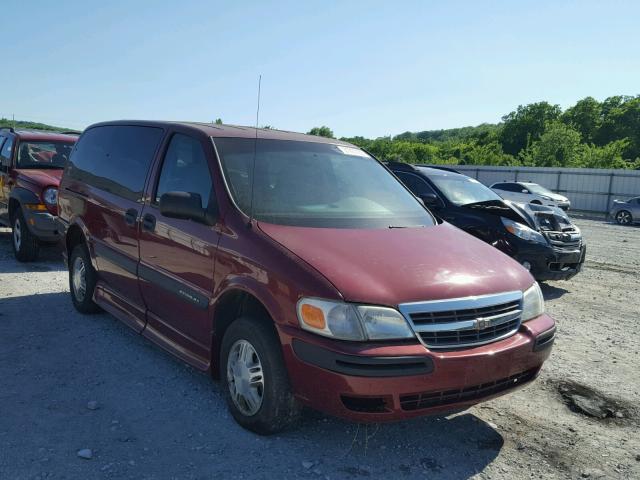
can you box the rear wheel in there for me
[615,210,632,225]
[69,243,101,313]
[220,316,301,435]
[12,209,39,262]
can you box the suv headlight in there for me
[521,282,544,322]
[501,217,547,244]
[297,298,415,341]
[43,187,58,206]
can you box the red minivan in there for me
[58,121,555,434]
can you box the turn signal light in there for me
[300,304,326,329]
[24,203,48,211]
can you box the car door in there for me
[63,125,165,331]
[138,130,220,368]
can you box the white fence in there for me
[447,165,640,213]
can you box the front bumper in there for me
[514,241,586,281]
[279,314,555,422]
[23,210,60,243]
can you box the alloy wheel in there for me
[616,211,631,225]
[72,256,87,302]
[13,217,22,251]
[227,339,265,416]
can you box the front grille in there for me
[399,368,538,411]
[399,291,523,349]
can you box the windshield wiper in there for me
[388,224,426,229]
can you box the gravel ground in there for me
[0,219,638,480]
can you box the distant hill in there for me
[0,118,80,133]
[394,123,501,143]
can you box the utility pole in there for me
[12,113,15,129]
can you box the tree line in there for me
[309,95,640,169]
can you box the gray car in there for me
[609,196,640,225]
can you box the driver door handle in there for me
[142,213,156,231]
[124,208,138,227]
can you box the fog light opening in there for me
[522,261,532,271]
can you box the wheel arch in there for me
[210,283,282,379]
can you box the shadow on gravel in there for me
[540,282,569,300]
[0,290,504,479]
[0,229,65,272]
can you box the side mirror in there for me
[522,189,529,193]
[159,191,216,225]
[420,193,441,208]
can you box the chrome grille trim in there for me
[399,291,523,349]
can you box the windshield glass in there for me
[17,141,74,169]
[215,138,434,228]
[524,183,554,196]
[427,173,503,206]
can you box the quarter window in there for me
[155,133,213,209]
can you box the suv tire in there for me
[69,243,101,313]
[220,316,301,435]
[12,209,40,262]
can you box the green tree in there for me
[214,118,223,125]
[499,102,562,155]
[520,121,582,167]
[307,126,334,138]
[561,97,602,144]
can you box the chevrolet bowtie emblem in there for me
[476,318,492,330]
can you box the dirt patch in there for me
[556,380,635,422]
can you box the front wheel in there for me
[615,210,632,225]
[12,209,40,262]
[69,244,101,313]
[220,316,301,435]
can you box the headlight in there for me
[297,298,415,341]
[501,217,547,244]
[521,282,544,322]
[43,187,58,206]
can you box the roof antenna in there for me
[247,74,261,228]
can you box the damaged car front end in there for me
[506,202,586,281]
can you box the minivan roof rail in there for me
[60,131,80,135]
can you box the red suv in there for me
[58,121,555,434]
[0,127,77,261]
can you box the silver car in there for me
[610,196,640,225]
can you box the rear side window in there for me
[493,183,520,192]
[155,133,213,209]
[68,125,163,201]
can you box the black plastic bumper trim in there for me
[292,339,433,377]
[533,326,556,352]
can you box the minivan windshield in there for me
[17,141,74,169]
[215,138,435,228]
[427,173,503,206]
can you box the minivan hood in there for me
[16,168,63,187]
[259,222,534,306]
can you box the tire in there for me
[12,209,40,262]
[69,243,101,314]
[220,316,301,435]
[615,210,632,225]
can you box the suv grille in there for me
[399,291,523,349]
[399,368,537,411]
